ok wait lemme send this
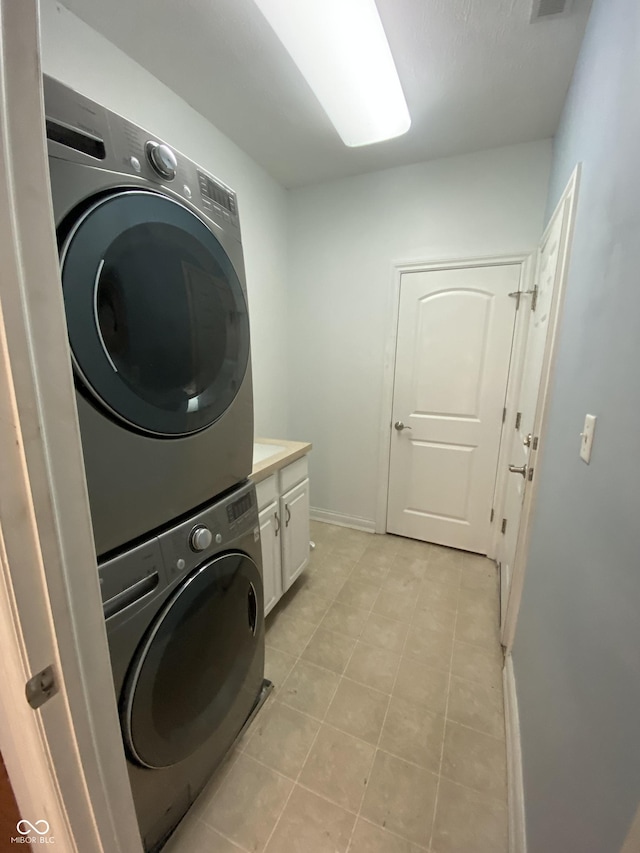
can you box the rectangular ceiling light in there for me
[252,0,411,147]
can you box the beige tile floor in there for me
[165,522,508,853]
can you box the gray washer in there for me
[100,480,265,851]
[44,75,254,557]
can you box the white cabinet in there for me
[281,479,310,592]
[255,456,310,615]
[259,500,282,616]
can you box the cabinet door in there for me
[281,478,310,593]
[259,501,282,616]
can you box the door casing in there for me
[0,3,142,850]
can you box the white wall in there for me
[514,1,640,850]
[287,141,552,527]
[38,0,290,438]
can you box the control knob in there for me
[190,525,212,552]
[145,141,178,180]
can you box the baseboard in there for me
[504,654,527,853]
[310,507,376,533]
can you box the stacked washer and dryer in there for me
[44,76,267,851]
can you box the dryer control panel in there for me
[43,74,240,234]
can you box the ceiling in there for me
[59,0,592,188]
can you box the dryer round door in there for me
[121,551,262,769]
[60,189,250,436]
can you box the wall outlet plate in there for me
[580,414,597,464]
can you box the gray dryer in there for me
[44,75,254,556]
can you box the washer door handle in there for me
[247,583,257,636]
[103,572,159,619]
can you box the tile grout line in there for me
[355,813,430,852]
[344,542,430,853]
[205,825,252,853]
[272,691,506,765]
[258,536,384,852]
[427,559,463,853]
[237,741,509,812]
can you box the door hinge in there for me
[509,287,538,311]
[501,518,507,534]
[25,665,58,710]
[490,508,495,522]
[502,407,507,424]
[515,411,522,430]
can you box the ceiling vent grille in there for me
[531,0,572,21]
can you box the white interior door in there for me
[387,264,520,553]
[499,203,568,622]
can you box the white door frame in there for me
[376,253,531,548]
[0,3,142,850]
[501,165,581,653]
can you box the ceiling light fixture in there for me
[251,0,411,147]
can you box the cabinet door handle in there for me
[274,510,280,536]
[285,504,291,527]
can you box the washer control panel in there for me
[158,481,258,581]
[98,481,259,620]
[190,525,213,552]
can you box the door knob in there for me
[508,464,527,478]
[394,421,412,431]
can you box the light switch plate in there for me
[580,414,597,463]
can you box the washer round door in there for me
[122,552,262,769]
[60,189,250,436]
